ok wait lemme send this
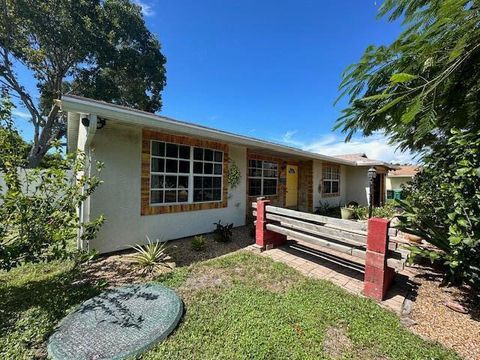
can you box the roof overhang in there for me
[58,95,359,166]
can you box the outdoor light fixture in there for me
[368,166,377,218]
[80,116,106,129]
[81,117,90,127]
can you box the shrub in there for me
[213,221,233,242]
[0,93,104,270]
[130,237,169,275]
[397,129,480,289]
[191,235,207,251]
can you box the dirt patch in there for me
[81,226,254,288]
[406,265,480,360]
[324,326,354,359]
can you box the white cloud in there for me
[279,131,417,164]
[134,0,154,16]
[12,110,31,120]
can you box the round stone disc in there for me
[48,284,183,360]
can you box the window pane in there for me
[204,162,213,174]
[164,190,176,203]
[202,189,213,201]
[193,190,202,202]
[323,180,331,194]
[151,175,164,189]
[151,158,164,172]
[193,162,202,174]
[152,141,164,156]
[212,189,221,200]
[165,176,177,188]
[263,179,277,195]
[178,190,188,202]
[178,176,189,189]
[213,177,221,188]
[194,176,202,188]
[204,149,213,161]
[248,168,261,177]
[214,164,222,175]
[248,159,257,168]
[166,143,178,158]
[203,177,212,188]
[332,181,339,193]
[166,159,178,173]
[194,147,203,160]
[179,145,190,159]
[179,160,190,173]
[151,190,163,204]
[248,178,261,196]
[214,151,223,162]
[263,169,277,178]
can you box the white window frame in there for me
[322,164,340,196]
[248,159,278,196]
[150,140,223,205]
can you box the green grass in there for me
[0,252,459,360]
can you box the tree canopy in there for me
[0,0,166,167]
[335,0,480,152]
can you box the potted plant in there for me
[340,204,355,220]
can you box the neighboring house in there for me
[385,165,419,199]
[59,95,394,253]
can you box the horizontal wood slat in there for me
[266,205,367,231]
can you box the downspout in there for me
[77,113,98,251]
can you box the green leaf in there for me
[448,34,467,62]
[401,97,423,124]
[390,73,417,83]
[360,93,392,102]
[371,95,406,115]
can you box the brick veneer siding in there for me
[141,129,229,215]
[298,160,313,212]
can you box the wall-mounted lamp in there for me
[368,166,377,218]
[81,116,106,129]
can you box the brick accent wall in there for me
[298,160,313,212]
[141,129,229,215]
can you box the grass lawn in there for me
[0,251,459,360]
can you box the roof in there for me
[333,153,396,169]
[58,95,358,166]
[388,165,419,177]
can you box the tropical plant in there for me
[191,235,207,251]
[396,129,480,288]
[213,221,233,243]
[130,237,169,275]
[336,0,480,152]
[0,0,166,167]
[0,92,104,270]
[227,159,241,189]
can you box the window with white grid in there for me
[248,159,278,196]
[322,164,340,196]
[150,141,223,205]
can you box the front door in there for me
[286,164,298,208]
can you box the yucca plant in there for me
[130,237,169,275]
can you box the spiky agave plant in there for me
[130,236,169,275]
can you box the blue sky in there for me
[12,0,415,163]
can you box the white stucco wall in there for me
[312,160,347,210]
[345,166,370,206]
[88,123,247,254]
[386,176,411,190]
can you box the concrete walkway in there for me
[249,239,412,314]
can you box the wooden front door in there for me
[286,164,298,208]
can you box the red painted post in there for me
[363,218,395,301]
[255,197,286,250]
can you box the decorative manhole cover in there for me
[48,284,183,360]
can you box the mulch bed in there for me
[80,226,255,287]
[403,264,480,360]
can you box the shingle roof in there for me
[388,166,419,177]
[333,153,397,169]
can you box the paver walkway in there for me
[249,239,413,314]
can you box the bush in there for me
[397,129,480,288]
[130,237,169,275]
[191,235,207,251]
[213,221,233,242]
[0,93,104,270]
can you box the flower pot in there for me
[341,207,354,220]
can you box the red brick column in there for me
[363,218,395,301]
[255,198,286,250]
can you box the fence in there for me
[252,198,409,301]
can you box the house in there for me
[59,95,394,253]
[386,165,419,199]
